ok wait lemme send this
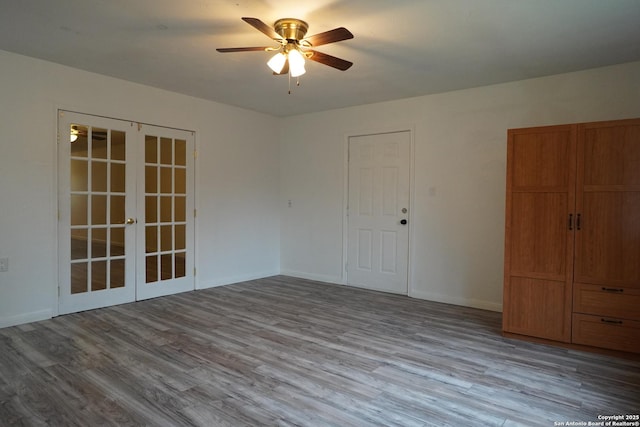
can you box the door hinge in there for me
[193,267,196,276]
[194,209,197,218]
[137,123,142,131]
[193,150,198,159]
[58,286,61,296]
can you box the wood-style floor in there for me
[1,276,639,426]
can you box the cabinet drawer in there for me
[573,283,640,320]
[572,313,640,353]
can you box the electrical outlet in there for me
[0,258,8,272]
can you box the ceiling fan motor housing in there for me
[274,18,309,41]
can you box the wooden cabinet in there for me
[503,118,640,353]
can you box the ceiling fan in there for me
[70,125,107,143]
[216,17,354,78]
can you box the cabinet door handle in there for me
[576,213,581,230]
[601,287,624,293]
[600,318,624,325]
[568,213,573,230]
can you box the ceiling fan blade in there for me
[242,17,284,41]
[303,27,353,47]
[307,50,353,71]
[216,47,270,53]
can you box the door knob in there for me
[125,217,136,225]
[400,219,408,225]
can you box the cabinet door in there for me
[575,119,640,289]
[503,125,576,342]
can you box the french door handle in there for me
[576,213,581,230]
[568,213,573,230]
[125,217,137,225]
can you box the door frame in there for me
[55,109,197,316]
[342,125,415,296]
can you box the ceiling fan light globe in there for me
[267,52,287,73]
[290,64,306,78]
[288,49,306,77]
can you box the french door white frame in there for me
[136,123,196,301]
[342,126,415,296]
[57,110,195,315]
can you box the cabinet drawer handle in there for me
[601,287,624,293]
[600,318,623,325]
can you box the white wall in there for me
[280,61,640,311]
[0,50,281,327]
[2,49,639,328]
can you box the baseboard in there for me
[280,270,345,286]
[280,273,502,312]
[409,289,502,312]
[197,270,281,290]
[0,309,53,329]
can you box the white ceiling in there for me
[1,0,640,117]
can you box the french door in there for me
[57,111,194,315]
[346,130,411,294]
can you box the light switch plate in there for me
[0,258,8,272]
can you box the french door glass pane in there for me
[161,254,172,280]
[92,228,107,257]
[70,195,88,226]
[145,196,157,222]
[175,254,186,278]
[71,263,87,294]
[160,197,172,222]
[145,166,157,193]
[92,128,108,159]
[144,133,188,284]
[111,131,126,161]
[175,197,186,222]
[111,259,125,288]
[70,160,88,191]
[111,196,125,224]
[71,126,88,155]
[160,167,172,193]
[91,195,107,225]
[145,136,158,163]
[175,169,186,194]
[160,137,172,165]
[69,124,127,295]
[111,163,125,192]
[91,261,107,291]
[92,161,107,192]
[111,228,125,256]
[146,255,158,283]
[175,225,186,250]
[71,229,88,260]
[175,139,186,166]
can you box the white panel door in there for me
[58,111,138,314]
[347,131,411,294]
[58,112,195,314]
